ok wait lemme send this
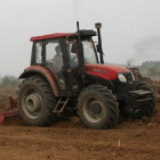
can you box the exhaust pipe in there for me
[76,21,86,85]
[95,23,104,64]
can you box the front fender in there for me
[86,75,115,92]
[19,66,58,96]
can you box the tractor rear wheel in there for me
[17,76,57,126]
[120,84,155,119]
[77,85,119,129]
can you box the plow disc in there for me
[0,96,18,124]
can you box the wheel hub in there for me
[25,93,41,112]
[89,101,102,117]
[82,97,105,123]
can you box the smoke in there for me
[131,36,160,65]
[126,59,135,67]
[127,36,160,77]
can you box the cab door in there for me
[45,39,67,90]
[34,39,67,91]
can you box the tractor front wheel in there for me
[120,84,155,119]
[77,85,119,129]
[17,76,57,126]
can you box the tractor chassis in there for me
[117,90,153,109]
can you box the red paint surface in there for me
[30,33,73,41]
[86,63,130,80]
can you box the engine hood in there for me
[85,63,130,80]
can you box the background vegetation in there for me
[139,61,160,77]
[0,76,20,88]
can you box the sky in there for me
[0,0,160,76]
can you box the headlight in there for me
[118,73,127,83]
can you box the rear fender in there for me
[19,66,59,96]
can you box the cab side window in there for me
[45,40,65,89]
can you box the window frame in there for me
[31,38,65,65]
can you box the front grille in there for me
[117,84,134,93]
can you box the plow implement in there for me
[0,96,18,124]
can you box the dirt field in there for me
[0,87,160,160]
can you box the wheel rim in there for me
[22,88,42,119]
[82,95,105,123]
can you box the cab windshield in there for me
[67,38,98,68]
[82,39,98,64]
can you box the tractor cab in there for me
[29,29,100,94]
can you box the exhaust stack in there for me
[95,23,104,64]
[76,21,85,84]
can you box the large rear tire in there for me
[77,85,119,129]
[17,76,57,126]
[120,84,155,119]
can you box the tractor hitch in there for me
[0,96,18,124]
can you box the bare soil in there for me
[0,87,160,160]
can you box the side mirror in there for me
[71,43,78,53]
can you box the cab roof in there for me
[30,33,73,42]
[30,30,96,42]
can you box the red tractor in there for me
[16,22,155,129]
